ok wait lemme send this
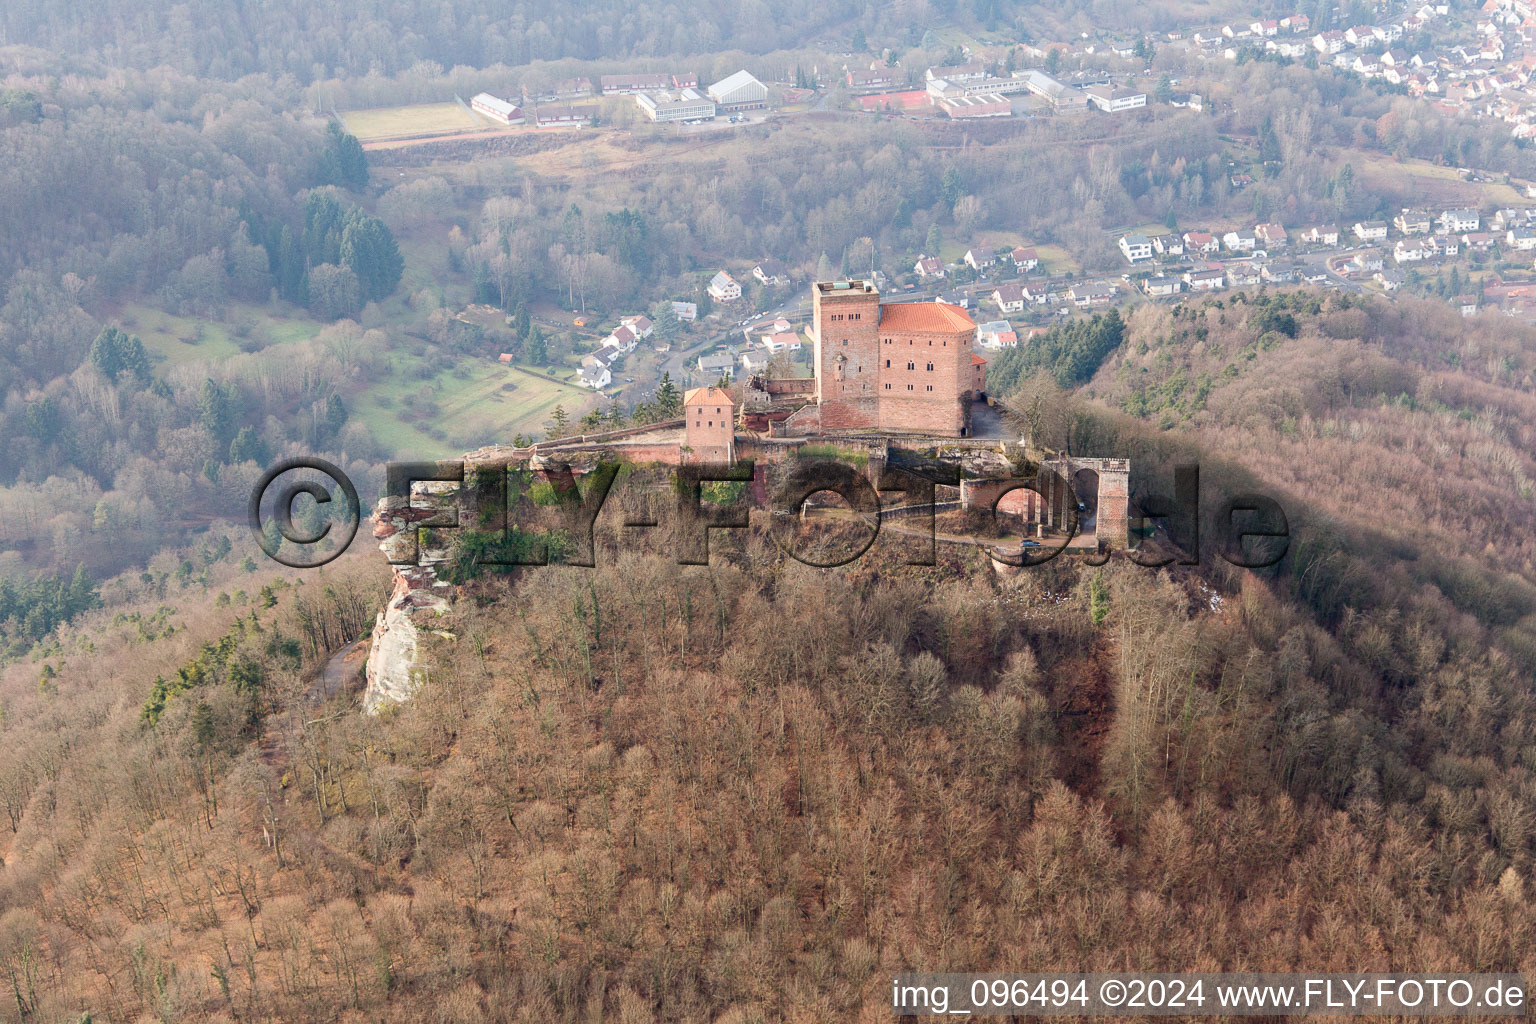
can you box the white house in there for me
[707,271,741,301]
[1143,275,1182,296]
[578,364,612,389]
[914,256,945,278]
[964,248,998,270]
[1394,209,1433,234]
[1440,208,1480,232]
[1010,246,1040,270]
[672,300,698,321]
[1184,267,1225,290]
[1069,282,1117,307]
[1352,220,1389,242]
[1222,229,1258,252]
[1119,234,1155,262]
[992,283,1027,313]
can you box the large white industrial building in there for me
[706,70,768,111]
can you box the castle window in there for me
[885,359,890,367]
[926,362,933,371]
[907,361,914,370]
[926,385,933,391]
[885,383,891,389]
[907,384,914,390]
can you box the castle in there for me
[774,280,986,437]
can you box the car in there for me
[623,377,634,382]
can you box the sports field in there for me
[339,102,488,143]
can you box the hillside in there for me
[2,289,1535,1019]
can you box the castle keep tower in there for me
[806,279,980,437]
[812,280,882,429]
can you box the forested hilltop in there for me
[1,292,1534,1020]
[0,0,857,81]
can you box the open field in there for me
[1354,152,1529,208]
[340,102,490,143]
[113,303,323,371]
[1031,243,1081,273]
[351,357,597,458]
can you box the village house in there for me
[914,256,946,278]
[1508,226,1536,250]
[1395,209,1434,234]
[708,270,741,302]
[1183,267,1225,290]
[1069,282,1117,307]
[846,67,900,92]
[1353,220,1390,242]
[672,300,698,321]
[976,320,1017,348]
[1119,234,1155,262]
[1227,263,1261,286]
[1222,229,1258,252]
[620,314,654,339]
[964,247,999,270]
[1304,224,1341,245]
[1314,30,1348,53]
[1394,238,1429,263]
[1425,235,1458,257]
[1440,207,1481,232]
[1142,275,1182,296]
[1255,223,1289,246]
[740,349,774,374]
[992,283,1027,313]
[1462,231,1496,252]
[1183,230,1221,254]
[1152,234,1184,255]
[697,352,735,378]
[1351,250,1386,273]
[579,363,612,389]
[1456,294,1480,316]
[1011,246,1040,271]
[753,259,788,286]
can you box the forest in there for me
[3,285,1536,1019]
[2,0,1536,1017]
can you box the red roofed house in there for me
[1183,230,1220,254]
[683,387,735,464]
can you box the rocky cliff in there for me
[363,479,461,713]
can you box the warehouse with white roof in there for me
[706,70,768,111]
[470,92,524,124]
